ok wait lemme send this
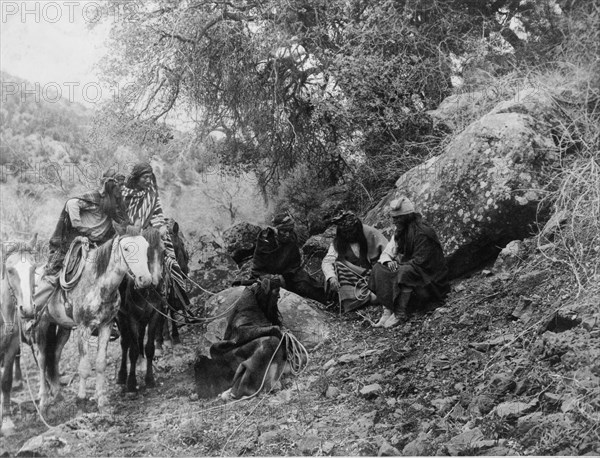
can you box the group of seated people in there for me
[250,196,450,329]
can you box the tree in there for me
[98,0,579,206]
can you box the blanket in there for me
[194,283,287,399]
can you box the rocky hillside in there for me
[2,79,598,457]
[3,236,598,456]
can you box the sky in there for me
[0,1,112,105]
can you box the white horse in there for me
[1,234,37,434]
[36,232,153,414]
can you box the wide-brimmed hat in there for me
[389,196,415,217]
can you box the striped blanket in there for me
[121,182,187,294]
[335,261,371,312]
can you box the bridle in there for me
[117,235,152,285]
[117,236,138,283]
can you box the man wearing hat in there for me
[322,211,388,312]
[250,211,327,303]
[369,196,450,328]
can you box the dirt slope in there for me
[2,257,599,456]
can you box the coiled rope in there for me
[59,236,90,290]
[218,329,309,456]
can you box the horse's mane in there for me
[142,227,162,253]
[94,236,117,277]
[94,227,163,278]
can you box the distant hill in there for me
[0,71,93,168]
[0,71,268,242]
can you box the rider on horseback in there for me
[31,170,129,326]
[121,162,191,311]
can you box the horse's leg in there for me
[0,336,18,434]
[126,319,140,393]
[76,327,92,409]
[49,327,71,399]
[155,314,164,354]
[144,317,157,388]
[170,308,181,345]
[116,312,129,385]
[163,316,173,349]
[37,316,52,413]
[94,324,112,413]
[13,349,23,390]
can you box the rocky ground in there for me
[1,248,599,456]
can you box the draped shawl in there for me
[121,178,186,292]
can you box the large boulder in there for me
[204,287,331,350]
[364,88,571,278]
[222,222,262,264]
[427,90,491,131]
[188,236,238,298]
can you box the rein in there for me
[136,284,242,326]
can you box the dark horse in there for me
[156,219,190,349]
[117,228,165,392]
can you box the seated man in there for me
[369,196,450,328]
[321,211,388,312]
[194,278,293,400]
[251,211,327,304]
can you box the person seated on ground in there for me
[250,211,327,304]
[33,169,129,310]
[121,162,191,309]
[368,196,450,328]
[321,211,388,312]
[194,278,297,400]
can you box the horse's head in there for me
[142,227,165,287]
[2,234,38,318]
[118,235,152,289]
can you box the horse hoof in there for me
[145,378,156,388]
[173,337,182,345]
[126,383,138,393]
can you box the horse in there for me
[36,231,154,414]
[156,219,190,349]
[1,234,37,434]
[117,228,165,392]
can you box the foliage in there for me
[274,163,344,237]
[99,0,567,204]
